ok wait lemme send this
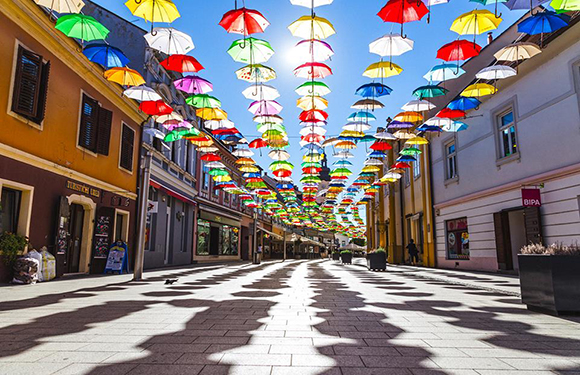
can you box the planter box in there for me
[0,259,11,283]
[367,252,387,271]
[340,253,352,264]
[518,254,580,315]
[332,253,340,261]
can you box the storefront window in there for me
[196,219,210,255]
[446,217,469,260]
[220,225,239,255]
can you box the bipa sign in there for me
[522,188,541,207]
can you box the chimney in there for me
[487,32,493,45]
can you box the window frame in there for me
[76,91,113,157]
[497,109,518,159]
[119,122,136,174]
[445,217,470,260]
[413,153,421,180]
[444,138,458,183]
[0,179,34,239]
[492,101,521,166]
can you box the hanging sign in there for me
[522,188,541,207]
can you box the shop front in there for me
[195,206,241,261]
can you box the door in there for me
[209,225,220,256]
[67,204,84,273]
[494,211,513,270]
[241,226,250,260]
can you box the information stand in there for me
[103,241,129,274]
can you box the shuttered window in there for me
[78,94,112,155]
[120,124,135,172]
[11,45,50,124]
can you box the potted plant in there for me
[367,247,387,271]
[0,232,29,283]
[340,250,353,264]
[518,242,580,315]
[332,250,340,261]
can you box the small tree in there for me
[0,232,29,270]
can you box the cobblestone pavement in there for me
[1,260,579,375]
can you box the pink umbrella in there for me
[162,120,193,131]
[174,75,213,94]
[294,62,333,79]
[248,100,283,116]
[294,39,334,62]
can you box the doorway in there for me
[241,226,249,260]
[209,225,220,256]
[67,203,84,273]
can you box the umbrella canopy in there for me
[219,7,270,36]
[493,42,541,62]
[443,121,469,132]
[125,0,180,23]
[204,119,235,130]
[123,86,162,102]
[461,83,497,97]
[236,64,277,82]
[232,148,254,157]
[348,111,376,122]
[200,153,221,162]
[288,15,336,40]
[369,34,414,57]
[351,99,384,110]
[297,96,328,110]
[405,136,429,145]
[227,38,275,64]
[355,83,393,97]
[394,111,423,123]
[161,55,203,73]
[242,84,280,101]
[503,0,549,9]
[269,150,291,161]
[290,0,334,7]
[300,109,328,122]
[196,107,228,120]
[363,61,403,78]
[378,0,429,34]
[186,94,222,108]
[144,28,194,55]
[248,100,283,115]
[375,131,397,140]
[83,44,128,68]
[550,0,580,11]
[296,81,331,96]
[174,75,213,94]
[294,39,334,62]
[476,65,517,80]
[437,40,481,61]
[436,108,465,119]
[139,100,173,116]
[401,99,435,112]
[55,14,109,42]
[424,63,466,81]
[517,11,569,35]
[451,10,502,36]
[35,0,85,13]
[104,67,145,86]
[447,96,480,111]
[413,85,449,98]
[294,62,333,79]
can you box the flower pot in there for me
[367,252,387,271]
[518,254,580,315]
[340,253,352,264]
[332,253,340,261]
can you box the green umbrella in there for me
[412,85,449,99]
[295,81,331,97]
[550,0,580,12]
[400,147,422,155]
[209,169,229,176]
[55,14,110,42]
[301,162,322,168]
[227,38,275,64]
[257,123,285,133]
[164,131,182,143]
[301,176,321,183]
[186,94,222,108]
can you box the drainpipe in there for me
[134,149,152,281]
[283,229,287,261]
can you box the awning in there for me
[285,233,325,247]
[258,227,284,240]
[198,204,241,224]
[150,179,195,205]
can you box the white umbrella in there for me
[232,148,254,157]
[123,86,162,102]
[198,146,219,153]
[204,119,234,130]
[154,113,183,124]
[401,99,435,112]
[425,117,453,127]
[374,131,397,140]
[35,0,84,13]
[369,34,414,57]
[293,39,334,62]
[144,28,194,55]
[300,126,326,136]
[242,84,280,101]
[364,158,384,166]
[268,150,290,160]
[205,161,225,169]
[393,130,416,139]
[494,42,541,62]
[333,151,354,158]
[343,122,371,132]
[290,0,334,7]
[254,115,284,124]
[476,65,517,80]
[443,121,469,132]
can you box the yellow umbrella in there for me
[363,61,403,79]
[104,67,145,87]
[125,0,180,24]
[239,165,260,173]
[461,83,497,97]
[235,157,256,166]
[394,111,423,123]
[335,141,357,150]
[297,96,328,111]
[303,153,324,162]
[339,130,365,138]
[288,15,336,40]
[268,139,289,148]
[450,10,501,36]
[362,165,381,173]
[35,0,85,13]
[191,139,213,147]
[196,108,228,120]
[213,175,232,182]
[406,136,429,145]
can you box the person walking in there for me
[406,239,419,266]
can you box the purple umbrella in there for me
[388,121,415,129]
[248,100,283,116]
[174,75,213,94]
[503,0,549,10]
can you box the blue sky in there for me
[94,0,525,203]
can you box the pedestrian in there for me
[406,239,419,266]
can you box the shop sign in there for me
[522,188,541,207]
[147,201,158,214]
[66,180,100,198]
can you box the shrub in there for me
[521,242,580,256]
[340,250,352,255]
[375,247,386,253]
[0,232,29,269]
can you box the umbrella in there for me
[377,0,429,35]
[219,7,270,36]
[517,12,569,44]
[269,150,291,161]
[255,114,284,123]
[348,111,376,122]
[104,67,145,86]
[204,119,235,130]
[294,62,333,79]
[83,44,129,68]
[388,120,415,128]
[503,0,549,10]
[401,99,435,111]
[200,153,221,162]
[443,121,469,132]
[123,86,162,102]
[154,113,183,123]
[297,96,328,110]
[144,127,165,140]
[424,63,466,82]
[476,65,517,80]
[451,10,502,37]
[400,147,422,155]
[236,64,277,82]
[35,0,84,13]
[174,75,213,94]
[290,0,334,7]
[461,83,497,97]
[550,0,580,12]
[125,0,180,26]
[413,85,448,99]
[186,94,222,108]
[351,99,384,110]
[248,100,283,115]
[55,14,109,42]
[436,108,465,119]
[296,81,331,96]
[232,148,254,157]
[394,111,423,123]
[144,28,194,55]
[355,83,392,97]
[196,108,228,120]
[375,131,397,140]
[227,38,275,64]
[393,129,416,139]
[363,61,403,78]
[371,141,392,151]
[139,100,173,115]
[470,0,508,17]
[493,42,541,62]
[437,40,481,61]
[294,39,334,62]
[161,55,203,73]
[447,96,480,111]
[288,15,336,40]
[300,109,328,122]
[242,84,280,100]
[369,34,414,57]
[405,136,429,145]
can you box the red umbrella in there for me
[161,55,204,73]
[436,108,466,119]
[219,8,270,36]
[299,110,328,122]
[437,40,481,62]
[294,62,333,79]
[212,128,240,135]
[302,167,322,174]
[378,0,429,35]
[273,169,292,178]
[139,100,173,116]
[249,138,267,149]
[392,162,411,169]
[245,177,264,183]
[301,134,325,143]
[200,153,221,162]
[370,141,392,151]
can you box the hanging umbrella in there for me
[144,28,194,55]
[124,86,162,101]
[154,112,183,123]
[296,81,331,97]
[550,0,580,12]
[290,0,334,7]
[476,65,517,80]
[139,100,173,115]
[369,34,414,57]
[227,38,275,64]
[248,100,283,115]
[83,44,129,68]
[200,153,221,162]
[493,42,541,62]
[375,131,397,140]
[219,7,270,36]
[442,121,469,132]
[413,85,448,98]
[232,148,254,157]
[294,62,333,79]
[186,94,222,108]
[469,0,508,17]
[55,14,109,42]
[348,111,376,122]
[400,146,422,155]
[125,0,180,26]
[394,111,423,123]
[401,99,435,112]
[269,150,291,161]
[35,0,85,13]
[424,63,466,82]
[377,0,429,35]
[437,40,481,61]
[461,83,497,97]
[104,67,145,86]
[351,99,384,110]
[204,119,235,130]
[371,141,392,151]
[174,75,213,94]
[236,64,277,82]
[363,61,403,78]
[503,0,549,10]
[451,10,502,37]
[436,108,466,119]
[161,55,203,73]
[294,39,334,62]
[388,120,415,129]
[255,114,284,123]
[355,83,393,97]
[288,15,336,40]
[242,84,280,101]
[300,109,328,122]
[297,96,328,110]
[447,96,480,111]
[517,11,569,37]
[405,136,429,145]
[196,108,228,120]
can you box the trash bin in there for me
[252,252,261,264]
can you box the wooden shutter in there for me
[493,212,513,270]
[96,107,112,156]
[524,207,543,245]
[120,124,135,171]
[12,46,42,119]
[78,94,99,152]
[32,61,51,124]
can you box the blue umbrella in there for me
[301,144,323,152]
[424,63,466,82]
[447,97,481,111]
[397,155,417,162]
[355,83,393,97]
[503,0,549,10]
[348,111,376,122]
[277,183,294,189]
[417,124,443,132]
[517,11,569,35]
[83,43,129,68]
[369,150,387,158]
[333,160,353,166]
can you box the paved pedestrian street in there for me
[1,260,579,375]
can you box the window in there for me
[11,45,50,124]
[413,154,421,178]
[404,169,410,186]
[445,141,458,180]
[120,124,135,172]
[196,219,210,255]
[498,110,517,158]
[446,217,469,260]
[0,188,22,233]
[212,181,219,197]
[220,225,239,256]
[202,170,210,191]
[78,94,112,155]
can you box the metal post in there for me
[133,150,152,281]
[252,211,258,263]
[283,229,287,261]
